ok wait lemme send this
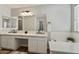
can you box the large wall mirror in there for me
[23,16,36,31]
[18,16,23,30]
[2,16,17,29]
[2,16,10,28]
[17,14,47,32]
[36,14,47,32]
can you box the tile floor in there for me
[0,46,50,54]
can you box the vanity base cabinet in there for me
[28,37,47,53]
[1,36,18,50]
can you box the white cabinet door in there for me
[7,36,18,50]
[28,38,38,53]
[0,17,2,29]
[1,36,8,48]
[37,38,47,53]
[28,37,47,53]
[1,35,18,50]
[1,39,8,48]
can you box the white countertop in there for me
[0,31,48,37]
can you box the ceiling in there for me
[0,4,41,8]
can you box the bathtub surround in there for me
[50,31,79,53]
[49,41,79,54]
[50,32,79,42]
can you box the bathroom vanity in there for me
[0,14,48,53]
[0,32,48,53]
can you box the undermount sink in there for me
[8,30,17,33]
[36,31,45,34]
[8,32,17,33]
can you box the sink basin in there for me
[36,31,45,34]
[8,30,17,33]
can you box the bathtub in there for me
[49,40,79,54]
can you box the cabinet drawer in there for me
[15,35,29,39]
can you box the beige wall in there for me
[11,7,37,17]
[11,4,71,32]
[23,16,36,31]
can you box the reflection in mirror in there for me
[11,18,17,28]
[17,14,47,32]
[23,16,35,31]
[38,21,44,31]
[2,16,10,28]
[36,14,47,32]
[18,16,23,30]
[2,16,17,29]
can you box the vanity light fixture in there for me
[20,11,33,16]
